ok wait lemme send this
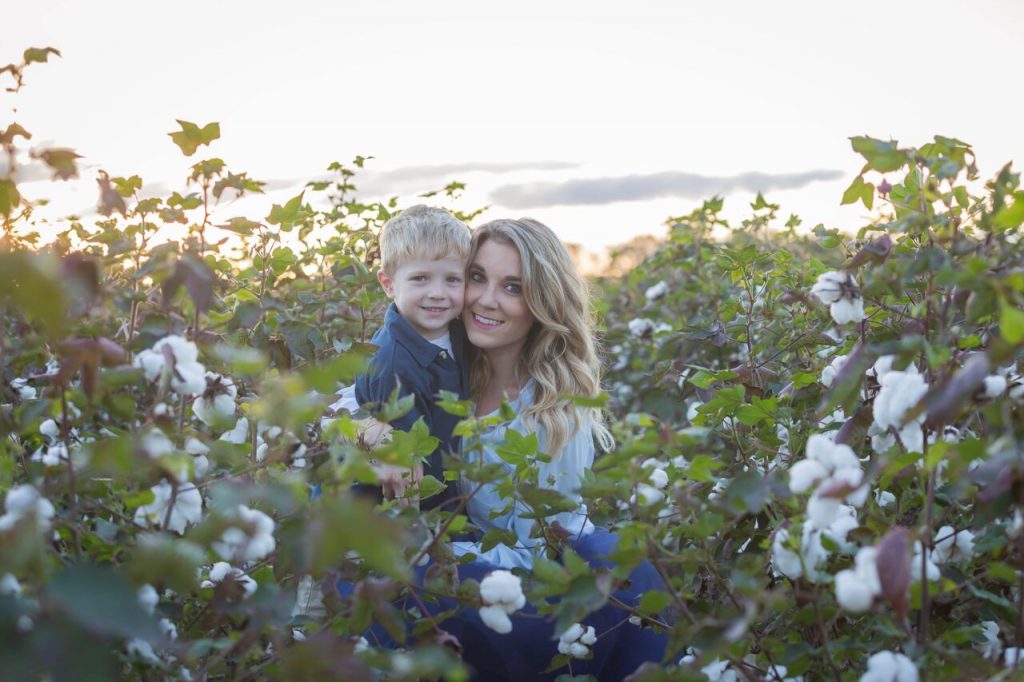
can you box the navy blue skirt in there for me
[337,528,669,681]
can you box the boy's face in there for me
[378,256,466,339]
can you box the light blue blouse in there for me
[451,381,596,569]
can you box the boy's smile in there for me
[378,256,466,339]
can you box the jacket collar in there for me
[385,303,446,368]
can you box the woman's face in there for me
[464,238,534,356]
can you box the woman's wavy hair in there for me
[467,218,614,456]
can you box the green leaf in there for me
[46,565,162,642]
[637,590,671,615]
[993,191,1024,230]
[560,392,609,408]
[841,176,874,210]
[1000,299,1024,344]
[23,47,61,64]
[0,178,21,217]
[267,192,310,229]
[685,454,722,482]
[168,119,221,157]
[300,344,374,392]
[495,428,540,467]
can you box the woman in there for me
[343,218,668,680]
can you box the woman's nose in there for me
[476,284,498,308]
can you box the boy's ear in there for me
[377,270,396,299]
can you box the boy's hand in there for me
[359,418,393,451]
[374,461,424,508]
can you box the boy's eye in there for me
[447,276,464,284]
[410,275,427,282]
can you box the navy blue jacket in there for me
[355,304,468,509]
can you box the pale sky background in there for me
[6,0,1024,268]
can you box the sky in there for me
[6,0,1024,268]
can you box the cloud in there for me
[488,169,846,208]
[255,161,580,198]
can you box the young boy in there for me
[334,205,471,510]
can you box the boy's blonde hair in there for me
[379,205,471,274]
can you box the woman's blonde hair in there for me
[468,218,614,456]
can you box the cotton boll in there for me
[0,484,56,533]
[982,375,1008,400]
[10,378,37,401]
[836,569,875,612]
[633,483,665,506]
[31,441,68,467]
[141,428,175,459]
[1005,647,1024,668]
[557,623,596,659]
[478,604,512,634]
[976,621,1001,659]
[912,541,940,583]
[805,434,859,471]
[0,573,21,597]
[159,617,178,641]
[133,480,203,535]
[133,335,207,396]
[810,271,848,305]
[202,562,257,597]
[932,526,974,564]
[39,419,60,440]
[479,570,526,612]
[831,296,865,325]
[212,505,277,562]
[126,639,160,664]
[873,371,928,432]
[137,584,159,614]
[220,417,250,444]
[860,651,919,682]
[788,459,829,494]
[820,354,849,387]
[644,281,669,302]
[628,318,656,337]
[807,492,843,530]
[874,490,896,509]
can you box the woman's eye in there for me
[470,271,485,283]
[505,283,522,295]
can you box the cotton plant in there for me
[644,280,669,302]
[859,651,919,682]
[478,570,526,634]
[192,372,237,425]
[557,623,597,658]
[872,369,929,454]
[834,546,882,613]
[632,458,670,506]
[9,377,38,401]
[931,525,975,564]
[201,562,258,598]
[134,335,207,396]
[134,479,203,535]
[212,504,276,562]
[912,540,940,583]
[820,353,850,388]
[975,621,1001,660]
[810,270,866,325]
[678,650,737,682]
[788,434,870,528]
[0,484,56,533]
